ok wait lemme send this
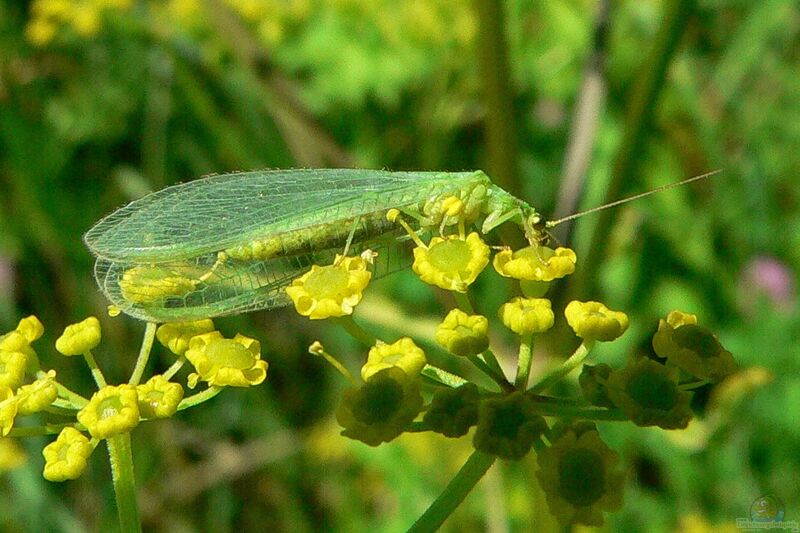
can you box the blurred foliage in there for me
[0,0,798,531]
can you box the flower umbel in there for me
[361,337,427,381]
[412,232,490,292]
[493,246,576,281]
[652,311,736,382]
[42,427,93,482]
[565,301,629,342]
[285,254,372,319]
[336,367,423,446]
[55,317,101,356]
[77,385,140,439]
[185,332,268,388]
[473,392,548,460]
[136,375,184,418]
[435,309,489,357]
[536,429,626,526]
[156,319,216,356]
[606,358,693,430]
[499,297,555,336]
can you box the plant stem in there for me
[514,334,533,389]
[106,433,142,533]
[466,354,513,392]
[529,399,628,421]
[528,341,593,394]
[409,450,496,532]
[177,386,223,411]
[421,364,469,388]
[129,322,157,386]
[82,350,107,389]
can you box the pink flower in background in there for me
[740,256,797,313]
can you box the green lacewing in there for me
[85,169,545,322]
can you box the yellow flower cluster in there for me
[26,0,133,46]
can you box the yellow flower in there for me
[336,367,423,446]
[493,246,576,281]
[118,265,196,305]
[435,309,489,357]
[16,316,44,344]
[17,370,58,415]
[185,332,268,388]
[0,346,28,390]
[70,5,101,37]
[25,18,59,47]
[565,301,629,342]
[55,317,101,356]
[499,297,555,336]
[0,438,26,472]
[361,337,427,381]
[285,255,372,319]
[0,387,18,437]
[136,375,184,418]
[42,428,93,482]
[77,385,140,439]
[536,428,626,526]
[606,358,693,430]
[156,319,216,356]
[652,311,736,382]
[412,232,489,292]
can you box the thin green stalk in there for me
[514,334,533,389]
[82,350,107,389]
[129,322,157,386]
[529,399,628,421]
[162,356,186,381]
[409,450,496,532]
[9,423,77,437]
[52,381,88,408]
[421,364,469,388]
[177,386,223,411]
[466,354,513,392]
[529,341,593,394]
[453,294,507,377]
[106,433,142,533]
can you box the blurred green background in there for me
[1,0,798,531]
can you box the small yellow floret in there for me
[156,319,216,356]
[77,385,140,439]
[136,375,184,418]
[412,232,489,292]
[185,332,268,388]
[493,246,577,281]
[564,301,629,342]
[435,309,489,356]
[55,317,101,356]
[285,255,372,320]
[17,370,58,415]
[0,387,18,437]
[16,316,44,343]
[361,337,427,381]
[499,297,555,336]
[42,427,93,482]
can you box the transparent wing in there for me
[95,231,411,322]
[85,169,479,262]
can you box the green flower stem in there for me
[467,354,513,392]
[162,356,186,381]
[82,350,107,389]
[528,399,628,421]
[129,322,157,386]
[528,341,593,394]
[479,348,506,379]
[52,381,88,408]
[43,404,80,416]
[409,450,496,532]
[177,386,223,411]
[514,334,534,389]
[421,364,469,388]
[334,316,377,346]
[106,432,142,533]
[9,422,77,437]
[453,291,475,314]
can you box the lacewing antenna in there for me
[545,169,722,228]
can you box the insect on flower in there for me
[84,169,717,322]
